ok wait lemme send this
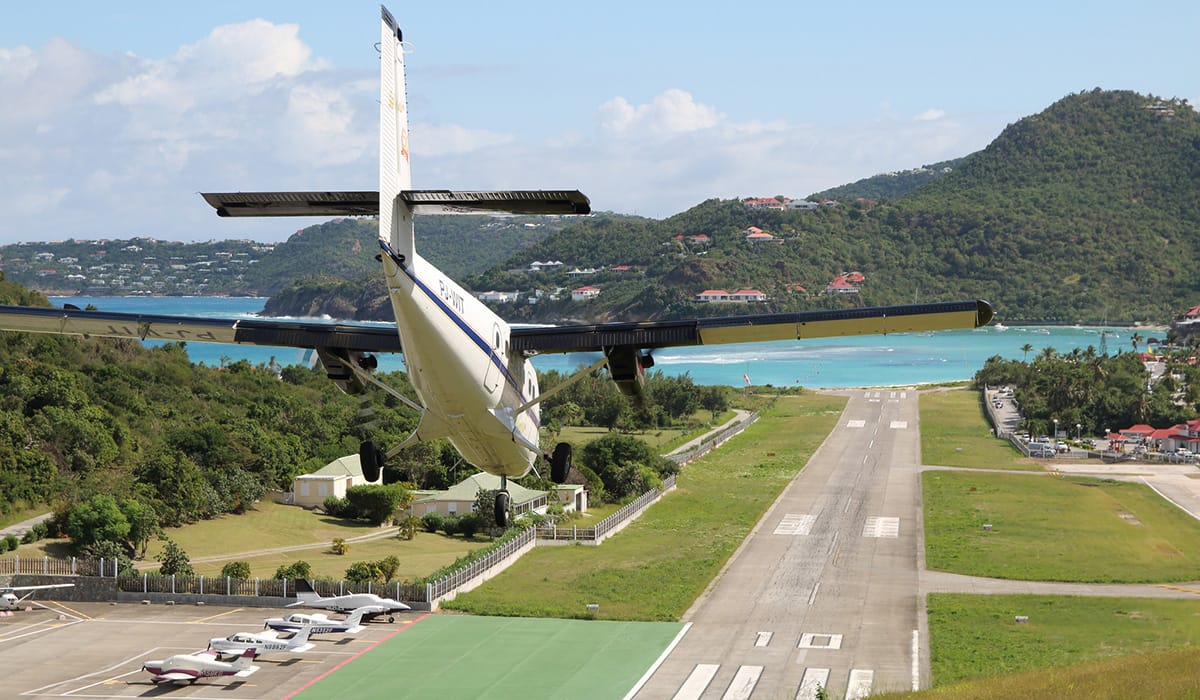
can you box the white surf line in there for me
[622,622,692,700]
[911,629,920,690]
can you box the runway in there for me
[634,389,925,699]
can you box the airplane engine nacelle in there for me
[316,348,378,394]
[605,347,653,400]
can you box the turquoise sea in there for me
[50,296,1154,389]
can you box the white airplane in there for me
[208,622,316,658]
[263,607,368,635]
[1,583,75,611]
[142,647,258,685]
[0,6,993,528]
[289,590,409,622]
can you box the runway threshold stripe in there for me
[795,668,830,700]
[623,621,692,700]
[672,664,719,700]
[280,612,429,700]
[721,665,762,700]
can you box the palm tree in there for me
[1131,332,1143,354]
[1021,343,1034,362]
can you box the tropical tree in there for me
[220,561,252,580]
[156,539,194,577]
[1020,343,1033,362]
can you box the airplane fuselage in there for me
[381,244,540,477]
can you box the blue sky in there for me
[1,1,1196,244]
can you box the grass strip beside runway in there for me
[297,614,684,700]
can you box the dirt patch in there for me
[1117,512,1142,525]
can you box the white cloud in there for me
[598,88,721,137]
[0,28,1001,246]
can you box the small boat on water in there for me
[994,323,1008,331]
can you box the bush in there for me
[457,513,481,538]
[0,538,8,554]
[220,561,251,580]
[420,512,444,533]
[322,495,352,518]
[440,516,459,536]
[331,537,349,555]
[274,561,312,581]
[4,534,16,550]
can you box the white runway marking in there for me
[846,669,875,700]
[890,420,908,429]
[912,629,920,690]
[672,664,719,700]
[847,419,866,428]
[797,633,843,650]
[774,513,815,535]
[624,623,692,700]
[807,582,820,606]
[754,631,772,647]
[863,516,900,538]
[795,668,830,700]
[721,665,763,700]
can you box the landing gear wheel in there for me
[388,615,395,623]
[494,491,511,528]
[359,441,384,482]
[550,442,573,483]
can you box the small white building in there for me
[292,454,381,508]
[572,285,601,301]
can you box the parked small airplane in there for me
[1,583,75,611]
[0,6,993,528]
[208,622,315,658]
[263,607,368,635]
[142,647,259,685]
[289,590,409,622]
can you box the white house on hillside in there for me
[292,454,381,508]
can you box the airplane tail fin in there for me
[234,648,256,669]
[292,623,316,645]
[379,5,415,265]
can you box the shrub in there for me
[330,537,349,555]
[4,534,16,550]
[0,538,8,554]
[274,561,312,581]
[220,561,251,580]
[457,513,481,538]
[440,516,459,536]
[420,512,444,533]
[322,495,352,518]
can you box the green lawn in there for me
[920,389,1039,470]
[923,470,1200,582]
[0,503,50,530]
[555,409,735,455]
[441,393,848,620]
[127,500,490,581]
[924,594,1200,686]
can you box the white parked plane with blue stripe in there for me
[0,6,992,528]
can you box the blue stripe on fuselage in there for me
[379,240,537,426]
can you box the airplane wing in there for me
[6,583,75,592]
[200,190,590,217]
[154,672,199,683]
[510,299,993,395]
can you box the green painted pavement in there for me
[297,614,685,700]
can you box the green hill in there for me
[465,89,1200,325]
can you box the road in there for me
[635,388,925,699]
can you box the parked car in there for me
[1056,441,1070,453]
[1030,447,1056,458]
